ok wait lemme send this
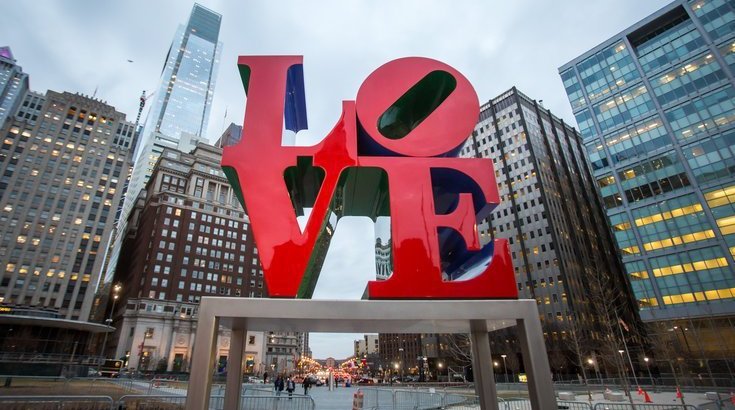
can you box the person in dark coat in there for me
[275,375,284,398]
[302,377,311,395]
[286,376,296,399]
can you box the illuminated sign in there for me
[223,56,517,300]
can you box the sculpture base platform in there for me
[185,298,555,410]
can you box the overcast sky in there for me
[3,0,671,359]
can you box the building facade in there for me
[455,87,645,379]
[265,331,302,375]
[0,47,28,128]
[354,334,379,357]
[560,0,735,375]
[109,142,267,370]
[0,90,133,361]
[106,3,222,286]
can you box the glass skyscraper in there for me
[105,4,222,283]
[560,0,735,374]
[0,47,29,128]
[133,3,222,163]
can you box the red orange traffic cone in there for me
[730,391,734,405]
[676,386,683,399]
[637,386,643,395]
[643,391,653,403]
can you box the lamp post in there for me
[644,357,655,388]
[501,354,508,383]
[138,328,153,372]
[493,361,499,383]
[588,358,601,384]
[398,347,404,382]
[438,362,443,382]
[99,283,121,368]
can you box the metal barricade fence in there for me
[697,397,735,410]
[118,394,186,409]
[592,403,697,410]
[502,398,533,410]
[557,401,594,410]
[361,387,395,409]
[117,393,316,410]
[0,395,114,409]
[393,389,443,409]
[147,378,189,395]
[443,392,483,409]
[238,394,316,410]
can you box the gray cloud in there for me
[2,0,671,359]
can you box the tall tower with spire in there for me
[0,47,29,127]
[104,4,222,283]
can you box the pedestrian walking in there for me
[275,375,284,398]
[302,377,311,395]
[286,376,296,399]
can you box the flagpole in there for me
[614,308,638,387]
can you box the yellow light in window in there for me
[74,218,82,225]
[629,270,649,279]
[718,289,733,299]
[31,238,40,246]
[5,263,15,272]
[621,245,640,255]
[614,222,631,231]
[3,205,12,212]
[16,235,26,244]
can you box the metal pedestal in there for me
[185,298,555,410]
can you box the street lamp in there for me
[99,283,122,366]
[398,347,404,382]
[617,349,627,386]
[644,357,655,388]
[588,357,601,384]
[501,354,508,383]
[438,362,443,381]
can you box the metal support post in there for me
[518,305,556,409]
[185,302,220,410]
[470,319,499,410]
[225,327,246,410]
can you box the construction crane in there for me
[135,90,155,127]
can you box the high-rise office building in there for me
[560,0,735,374]
[105,3,222,285]
[0,91,133,360]
[456,87,645,378]
[0,47,29,127]
[109,142,266,369]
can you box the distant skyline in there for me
[2,0,671,359]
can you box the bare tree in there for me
[443,334,472,367]
[585,268,638,408]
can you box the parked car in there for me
[357,378,375,385]
[247,376,263,383]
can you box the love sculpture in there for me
[186,56,555,410]
[222,56,517,300]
